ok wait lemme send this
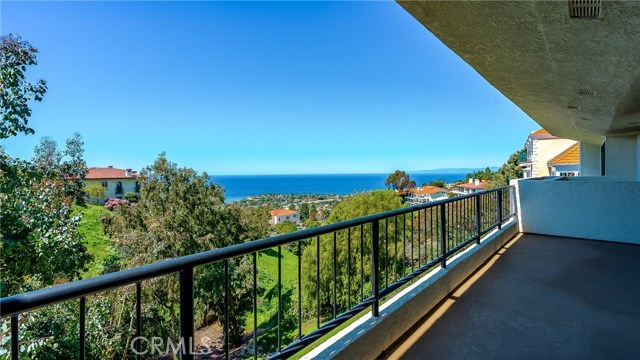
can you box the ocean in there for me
[210,173,465,202]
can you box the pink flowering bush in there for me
[104,198,130,210]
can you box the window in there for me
[116,181,123,194]
[286,216,290,219]
[135,181,140,193]
[101,181,108,189]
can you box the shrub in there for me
[123,192,140,203]
[104,198,130,211]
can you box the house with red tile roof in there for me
[452,179,489,195]
[84,166,140,203]
[269,209,300,225]
[548,143,580,177]
[403,186,449,205]
[519,129,580,178]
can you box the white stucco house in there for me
[519,129,580,178]
[403,186,449,205]
[84,166,140,204]
[548,143,581,176]
[269,209,300,225]
[452,179,489,195]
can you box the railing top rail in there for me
[0,185,513,317]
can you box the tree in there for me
[32,136,62,173]
[427,179,447,188]
[86,183,105,203]
[288,204,295,211]
[309,204,317,221]
[1,34,48,139]
[103,153,267,346]
[299,203,310,220]
[275,220,297,235]
[61,132,88,205]
[301,190,406,316]
[385,170,415,191]
[0,35,90,296]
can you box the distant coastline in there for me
[210,173,467,202]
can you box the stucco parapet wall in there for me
[303,221,518,360]
[513,177,640,244]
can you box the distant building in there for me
[84,166,140,203]
[403,186,449,205]
[269,209,300,225]
[548,143,580,176]
[519,129,579,178]
[452,179,488,195]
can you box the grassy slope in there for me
[73,204,115,277]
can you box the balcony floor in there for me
[386,233,640,359]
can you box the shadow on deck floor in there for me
[384,233,640,360]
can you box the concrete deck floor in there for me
[385,234,640,360]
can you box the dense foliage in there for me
[300,190,406,317]
[102,153,270,348]
[0,34,47,139]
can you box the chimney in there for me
[108,165,113,168]
[469,178,473,184]
[475,179,480,186]
[126,168,132,177]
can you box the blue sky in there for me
[1,1,538,175]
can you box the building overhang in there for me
[398,1,640,144]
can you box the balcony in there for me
[384,233,640,359]
[2,175,639,360]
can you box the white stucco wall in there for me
[579,142,602,176]
[605,135,638,181]
[273,213,300,225]
[85,179,139,203]
[534,138,577,177]
[514,177,640,244]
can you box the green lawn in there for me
[73,204,115,277]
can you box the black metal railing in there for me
[0,186,516,360]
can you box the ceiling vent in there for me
[569,0,602,18]
[578,88,596,95]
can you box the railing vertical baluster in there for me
[498,189,503,229]
[430,207,434,262]
[298,241,302,340]
[417,210,421,267]
[332,232,337,320]
[79,296,85,360]
[136,282,142,359]
[11,315,18,360]
[475,194,481,244]
[316,236,320,329]
[411,212,414,272]
[394,216,398,282]
[277,246,282,352]
[253,252,258,360]
[371,219,380,317]
[403,213,406,277]
[347,228,351,309]
[422,209,427,265]
[360,225,364,303]
[225,259,230,360]
[384,218,388,289]
[179,266,194,360]
[440,203,447,268]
